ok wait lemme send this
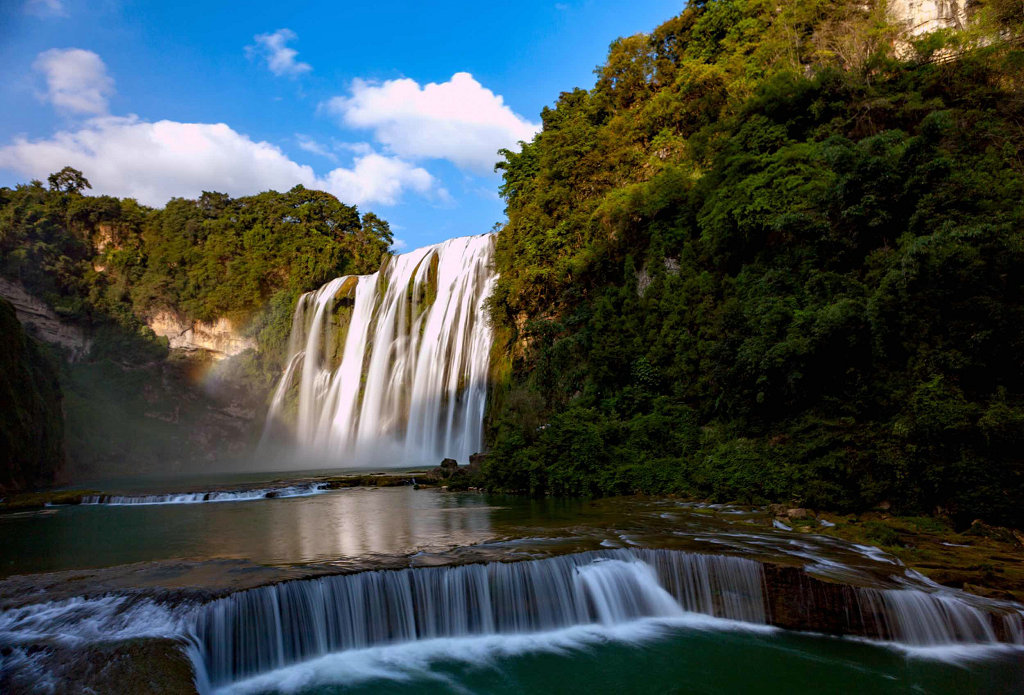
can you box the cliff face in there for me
[147,310,256,360]
[889,0,967,36]
[0,298,64,494]
[0,278,91,360]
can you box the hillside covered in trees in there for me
[0,171,393,480]
[483,0,1024,528]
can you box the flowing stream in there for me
[262,234,497,467]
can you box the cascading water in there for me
[4,548,1023,693]
[191,549,767,688]
[261,233,497,466]
[186,548,1024,691]
[78,483,328,506]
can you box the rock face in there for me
[147,310,256,360]
[0,277,91,360]
[889,0,967,37]
[0,298,65,494]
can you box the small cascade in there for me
[78,483,327,506]
[191,549,767,687]
[860,588,1010,645]
[261,233,497,467]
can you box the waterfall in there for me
[78,483,328,506]
[191,549,767,687]
[4,549,1023,692]
[262,233,497,466]
[189,548,1024,689]
[861,588,1001,645]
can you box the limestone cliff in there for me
[147,310,256,360]
[889,0,967,37]
[0,278,91,360]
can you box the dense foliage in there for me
[0,173,392,367]
[0,298,63,494]
[485,0,1024,527]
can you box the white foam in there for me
[76,483,329,506]
[0,595,186,645]
[215,615,775,695]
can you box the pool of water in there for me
[0,487,512,576]
[219,617,1024,695]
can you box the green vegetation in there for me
[0,170,394,480]
[0,171,392,369]
[484,0,1024,527]
[0,298,64,494]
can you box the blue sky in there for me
[1,0,682,250]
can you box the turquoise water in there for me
[3,484,1023,693]
[220,618,1024,694]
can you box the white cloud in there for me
[25,0,67,17]
[0,116,436,207]
[33,48,113,115]
[247,29,311,77]
[295,135,337,162]
[323,72,539,173]
[391,238,408,251]
[323,152,436,207]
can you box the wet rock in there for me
[762,564,884,638]
[468,452,488,471]
[967,520,1021,547]
[786,508,813,520]
[427,458,463,482]
[0,638,197,695]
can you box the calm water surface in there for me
[0,487,533,575]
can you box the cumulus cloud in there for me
[247,29,311,77]
[295,135,337,162]
[322,72,539,173]
[33,48,114,115]
[25,0,67,17]
[0,116,436,207]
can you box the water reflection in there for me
[246,488,496,561]
[0,488,497,576]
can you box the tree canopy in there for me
[484,0,1024,528]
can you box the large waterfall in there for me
[262,234,497,467]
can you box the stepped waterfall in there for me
[262,234,497,466]
[186,549,1024,690]
[5,547,1024,692]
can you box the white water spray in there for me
[262,234,497,467]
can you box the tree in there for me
[47,167,91,195]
